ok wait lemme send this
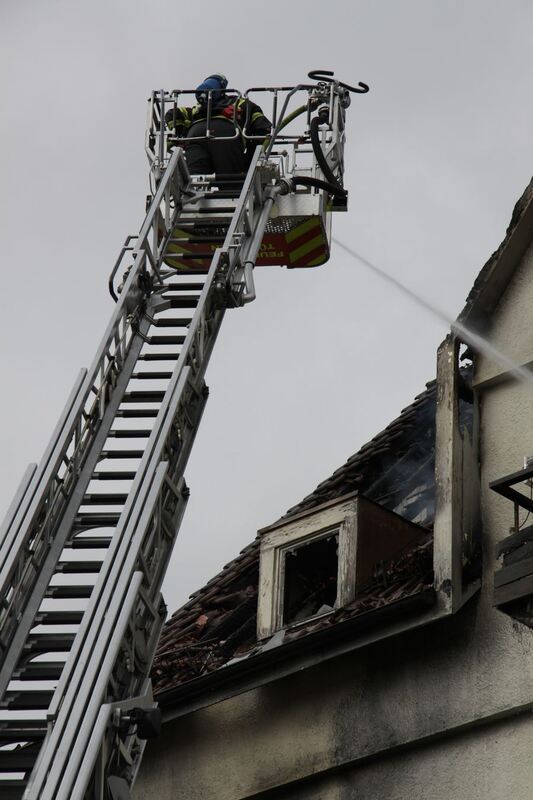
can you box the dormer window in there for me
[257,492,426,640]
[282,529,339,625]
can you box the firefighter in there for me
[165,73,271,174]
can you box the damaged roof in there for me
[152,381,437,701]
[153,536,433,698]
[152,179,531,705]
[283,381,436,521]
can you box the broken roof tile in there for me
[152,381,437,698]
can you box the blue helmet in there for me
[195,73,228,105]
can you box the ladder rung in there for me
[183,207,236,214]
[66,536,113,549]
[151,318,191,328]
[100,450,144,459]
[160,294,201,307]
[116,408,159,417]
[91,471,137,480]
[0,725,46,742]
[146,335,186,346]
[0,743,39,769]
[136,353,180,362]
[23,633,76,653]
[167,297,203,309]
[156,280,204,289]
[14,662,64,681]
[81,494,129,505]
[161,268,210,276]
[209,176,246,185]
[56,561,103,573]
[0,783,29,799]
[122,391,165,402]
[34,610,84,625]
[107,430,150,439]
[45,585,93,599]
[131,372,172,380]
[72,511,121,529]
[193,177,244,185]
[168,237,224,244]
[200,191,240,199]
[168,253,212,260]
[171,219,230,228]
[2,691,53,711]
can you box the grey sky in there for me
[1,0,532,610]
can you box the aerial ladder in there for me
[0,71,368,799]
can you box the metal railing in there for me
[144,78,356,194]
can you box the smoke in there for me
[333,238,533,389]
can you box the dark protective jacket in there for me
[165,94,271,175]
[165,94,271,143]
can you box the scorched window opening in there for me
[281,531,339,626]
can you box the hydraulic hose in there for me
[261,105,347,200]
[289,175,347,199]
[309,115,345,194]
[259,97,348,200]
[307,70,369,94]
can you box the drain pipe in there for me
[240,184,282,303]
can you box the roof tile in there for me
[152,381,437,697]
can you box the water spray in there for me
[333,238,533,389]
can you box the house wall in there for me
[136,600,533,799]
[276,712,533,800]
[475,241,533,388]
[475,242,533,526]
[135,240,533,800]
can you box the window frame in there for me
[257,495,358,639]
[279,525,340,628]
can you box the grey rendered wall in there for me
[475,242,533,531]
[136,599,533,800]
[273,712,533,800]
[135,242,533,800]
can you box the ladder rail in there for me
[0,149,190,669]
[45,461,170,800]
[0,464,36,553]
[24,150,278,799]
[0,313,154,702]
[0,369,86,575]
[31,156,257,764]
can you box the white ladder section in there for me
[0,147,278,800]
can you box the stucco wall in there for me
[475,242,533,555]
[136,242,533,799]
[475,241,533,386]
[136,597,533,799]
[273,712,533,800]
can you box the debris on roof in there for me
[284,381,436,522]
[152,535,433,695]
[151,179,533,701]
[152,381,437,697]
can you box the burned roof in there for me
[151,181,529,705]
[153,535,433,698]
[284,381,436,522]
[152,381,437,700]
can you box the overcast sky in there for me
[1,0,532,610]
